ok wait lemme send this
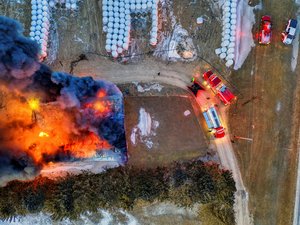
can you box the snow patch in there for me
[184,110,191,116]
[254,0,263,10]
[132,82,164,93]
[119,210,140,225]
[100,210,113,225]
[153,0,197,61]
[131,108,159,149]
[0,209,140,225]
[234,0,256,70]
[276,101,281,112]
[197,17,204,24]
[143,202,199,217]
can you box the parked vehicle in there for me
[281,19,298,45]
[188,79,204,96]
[202,70,236,105]
[202,106,225,138]
[258,15,272,45]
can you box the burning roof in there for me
[0,16,126,186]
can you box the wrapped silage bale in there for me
[117,47,123,54]
[220,52,227,59]
[227,47,234,54]
[123,43,129,50]
[225,60,234,67]
[150,38,157,45]
[221,40,230,47]
[112,50,118,58]
[228,42,235,48]
[221,47,227,53]
[215,48,222,55]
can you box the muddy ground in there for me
[124,95,208,168]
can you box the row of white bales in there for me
[103,0,160,58]
[29,0,238,66]
[215,0,238,67]
[29,0,78,59]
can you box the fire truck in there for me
[203,70,236,105]
[202,106,225,138]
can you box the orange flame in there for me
[39,131,49,137]
[0,85,112,166]
[97,89,106,98]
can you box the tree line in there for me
[0,160,236,224]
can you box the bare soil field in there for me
[124,95,209,168]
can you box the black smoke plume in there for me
[0,16,126,186]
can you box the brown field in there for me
[124,95,209,168]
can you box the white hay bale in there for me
[108,22,113,28]
[231,8,237,13]
[117,47,123,54]
[150,38,157,45]
[106,39,112,45]
[226,53,234,60]
[111,44,117,51]
[221,40,230,47]
[227,47,235,53]
[228,42,235,48]
[225,23,231,29]
[225,59,234,67]
[224,28,230,34]
[220,52,227,59]
[223,6,230,12]
[111,50,118,58]
[215,48,222,55]
[224,18,230,24]
[224,1,231,7]
[122,43,129,50]
[117,40,123,46]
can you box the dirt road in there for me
[215,116,252,225]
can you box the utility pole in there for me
[233,135,253,142]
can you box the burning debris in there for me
[0,16,126,186]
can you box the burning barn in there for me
[0,16,126,185]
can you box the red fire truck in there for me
[203,70,236,105]
[202,106,225,138]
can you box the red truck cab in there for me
[259,15,272,45]
[203,70,236,105]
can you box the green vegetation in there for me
[0,160,236,224]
